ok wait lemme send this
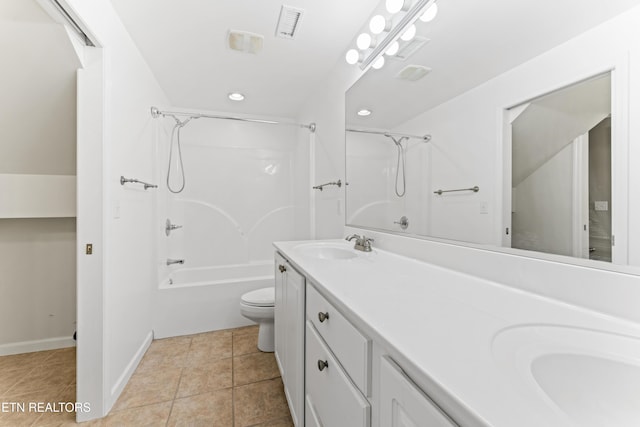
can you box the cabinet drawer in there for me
[306,321,370,427]
[380,356,458,426]
[307,284,371,394]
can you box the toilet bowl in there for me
[239,287,275,352]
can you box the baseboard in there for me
[107,330,154,410]
[0,336,76,356]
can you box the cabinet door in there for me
[284,263,305,426]
[274,252,287,376]
[274,253,305,426]
[379,356,457,427]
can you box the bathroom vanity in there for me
[273,240,640,427]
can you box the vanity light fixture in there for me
[370,15,392,35]
[372,56,385,70]
[356,33,375,50]
[400,24,417,41]
[419,2,438,22]
[344,0,438,70]
[385,41,400,56]
[357,109,373,117]
[228,92,245,101]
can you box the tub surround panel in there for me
[275,239,640,426]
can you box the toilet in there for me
[239,287,275,352]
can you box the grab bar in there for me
[434,186,479,195]
[313,179,342,191]
[120,176,158,190]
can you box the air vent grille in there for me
[395,65,432,81]
[276,5,304,39]
[395,37,430,61]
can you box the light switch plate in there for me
[594,201,609,211]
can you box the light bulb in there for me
[385,41,399,56]
[420,2,438,22]
[345,49,361,65]
[356,33,372,50]
[400,24,416,41]
[386,0,409,14]
[372,56,385,70]
[369,15,389,35]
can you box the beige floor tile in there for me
[233,378,290,427]
[137,339,190,374]
[233,331,260,357]
[4,362,75,398]
[247,417,294,427]
[0,367,34,397]
[42,347,76,367]
[189,331,232,357]
[0,351,51,373]
[104,401,172,427]
[233,353,280,386]
[167,388,233,427]
[176,358,232,398]
[112,367,182,411]
[231,325,259,336]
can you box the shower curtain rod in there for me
[346,128,431,141]
[151,107,316,132]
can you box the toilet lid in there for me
[241,287,275,307]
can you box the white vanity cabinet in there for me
[379,356,458,427]
[274,252,305,426]
[305,283,372,426]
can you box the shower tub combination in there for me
[152,107,313,337]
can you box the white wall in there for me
[0,1,78,355]
[301,5,640,320]
[64,0,171,415]
[0,218,76,354]
[512,143,574,256]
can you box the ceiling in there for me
[347,0,640,129]
[512,74,611,187]
[109,0,380,118]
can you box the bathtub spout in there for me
[167,258,185,266]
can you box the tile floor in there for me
[0,325,293,426]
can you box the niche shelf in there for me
[0,174,76,218]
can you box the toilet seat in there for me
[241,287,275,307]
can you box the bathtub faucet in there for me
[166,258,185,266]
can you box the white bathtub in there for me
[162,261,274,288]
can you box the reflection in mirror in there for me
[508,74,612,262]
[345,0,638,267]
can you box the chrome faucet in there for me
[166,258,185,266]
[345,234,374,252]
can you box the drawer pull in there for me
[278,264,287,273]
[317,359,329,371]
[318,312,329,323]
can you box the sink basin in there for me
[492,326,640,426]
[297,243,357,260]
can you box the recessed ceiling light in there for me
[420,3,438,22]
[228,92,245,101]
[357,109,372,117]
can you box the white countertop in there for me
[274,239,640,427]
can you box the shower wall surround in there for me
[154,114,308,337]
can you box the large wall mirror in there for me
[345,0,638,267]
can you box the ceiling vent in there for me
[276,5,304,39]
[395,37,430,61]
[395,65,432,82]
[228,30,264,54]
